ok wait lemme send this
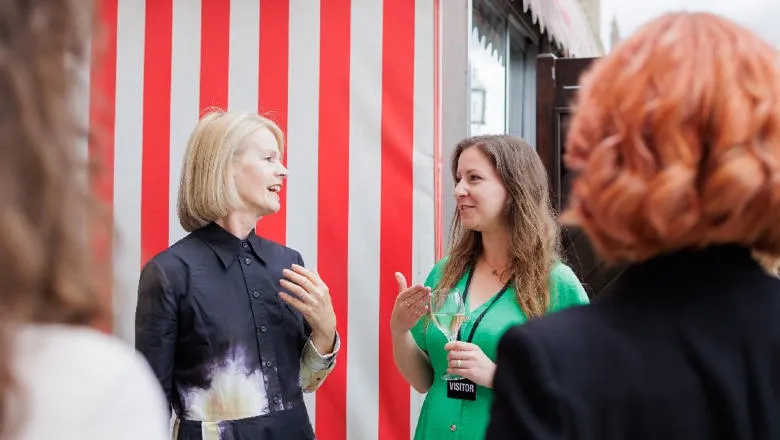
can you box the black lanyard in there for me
[457,268,511,343]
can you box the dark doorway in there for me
[535,54,625,298]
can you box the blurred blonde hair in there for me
[0,1,101,438]
[177,109,285,232]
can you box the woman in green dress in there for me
[390,134,589,439]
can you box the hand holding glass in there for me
[430,289,466,381]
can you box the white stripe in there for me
[228,0,259,112]
[169,0,202,245]
[411,0,437,435]
[346,0,383,438]
[286,0,321,427]
[113,0,146,344]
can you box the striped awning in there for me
[472,0,599,61]
[521,0,599,57]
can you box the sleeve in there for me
[486,325,571,440]
[410,258,447,352]
[300,333,340,392]
[549,263,590,313]
[295,251,340,392]
[134,259,178,412]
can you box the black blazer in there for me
[487,245,780,440]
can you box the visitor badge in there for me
[446,378,477,401]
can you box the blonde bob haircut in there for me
[177,109,285,232]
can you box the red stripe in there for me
[257,0,289,245]
[141,0,173,265]
[89,0,118,333]
[379,1,415,439]
[433,0,443,260]
[316,0,350,438]
[199,0,230,112]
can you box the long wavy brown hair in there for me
[562,12,780,263]
[0,1,107,438]
[437,135,561,319]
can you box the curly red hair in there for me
[562,12,780,263]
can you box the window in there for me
[469,0,539,143]
[469,15,506,136]
[506,16,538,143]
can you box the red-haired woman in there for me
[487,12,780,440]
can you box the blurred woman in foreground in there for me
[488,12,780,440]
[0,1,168,439]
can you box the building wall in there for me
[578,0,604,54]
[610,14,622,52]
[444,0,599,250]
[89,1,439,439]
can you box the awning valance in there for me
[520,0,599,57]
[471,0,599,61]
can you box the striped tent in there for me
[85,0,442,439]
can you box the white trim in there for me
[440,0,470,252]
[169,0,202,245]
[346,0,383,437]
[286,0,321,426]
[112,0,146,343]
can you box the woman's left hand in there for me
[280,264,337,353]
[444,341,496,388]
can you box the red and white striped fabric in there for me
[85,0,442,439]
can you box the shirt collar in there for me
[193,222,268,268]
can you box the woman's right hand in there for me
[390,272,431,336]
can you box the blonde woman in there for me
[135,110,339,440]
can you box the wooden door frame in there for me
[536,53,597,213]
[535,53,625,298]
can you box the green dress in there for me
[410,259,589,439]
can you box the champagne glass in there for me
[430,288,467,381]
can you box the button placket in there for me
[250,286,268,339]
[241,257,284,412]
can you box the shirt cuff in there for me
[300,332,340,392]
